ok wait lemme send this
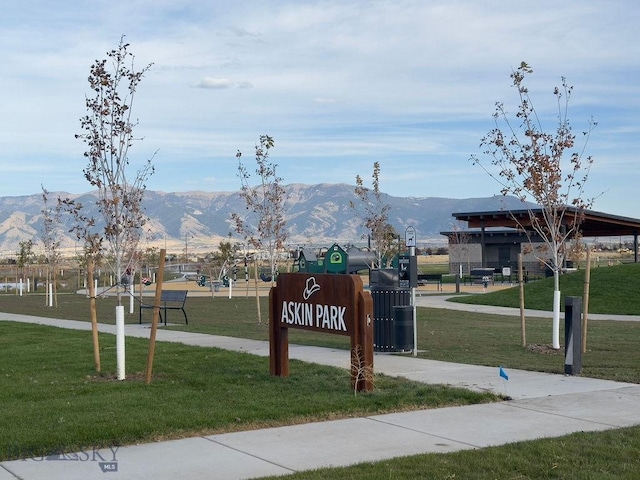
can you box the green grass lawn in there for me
[261,426,640,479]
[452,261,640,314]
[2,264,639,478]
[2,320,637,480]
[0,321,495,462]
[2,285,639,382]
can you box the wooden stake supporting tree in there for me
[145,249,166,384]
[582,248,592,353]
[87,257,101,373]
[518,253,526,347]
[59,196,105,374]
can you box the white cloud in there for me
[314,98,339,104]
[195,77,233,89]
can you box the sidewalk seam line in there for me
[0,464,23,480]
[203,437,297,475]
[503,402,628,428]
[365,417,482,450]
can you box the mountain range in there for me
[0,183,524,256]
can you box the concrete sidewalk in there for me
[415,293,640,322]
[1,312,639,480]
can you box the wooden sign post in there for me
[269,273,374,392]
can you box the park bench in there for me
[417,273,443,290]
[463,268,496,286]
[139,290,189,326]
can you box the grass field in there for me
[451,261,640,314]
[0,321,495,462]
[1,266,639,383]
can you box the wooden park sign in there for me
[269,273,374,392]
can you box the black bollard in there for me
[564,296,582,375]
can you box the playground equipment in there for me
[295,244,376,274]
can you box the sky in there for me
[2,0,639,217]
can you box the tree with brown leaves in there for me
[471,62,598,349]
[71,37,155,378]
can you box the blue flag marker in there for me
[499,366,509,381]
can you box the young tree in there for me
[41,186,63,305]
[232,135,286,324]
[232,135,287,280]
[213,239,241,286]
[73,37,155,378]
[471,62,597,349]
[142,246,161,279]
[218,239,238,265]
[350,162,396,268]
[16,239,34,295]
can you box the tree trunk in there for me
[115,260,125,379]
[552,270,561,349]
[116,305,125,380]
[53,267,58,308]
[254,258,262,324]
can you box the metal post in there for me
[410,246,417,356]
[405,226,417,357]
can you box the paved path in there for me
[1,307,639,480]
[415,293,640,321]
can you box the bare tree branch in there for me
[350,162,395,267]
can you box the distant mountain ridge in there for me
[0,183,525,255]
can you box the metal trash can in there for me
[393,305,414,352]
[371,287,410,352]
